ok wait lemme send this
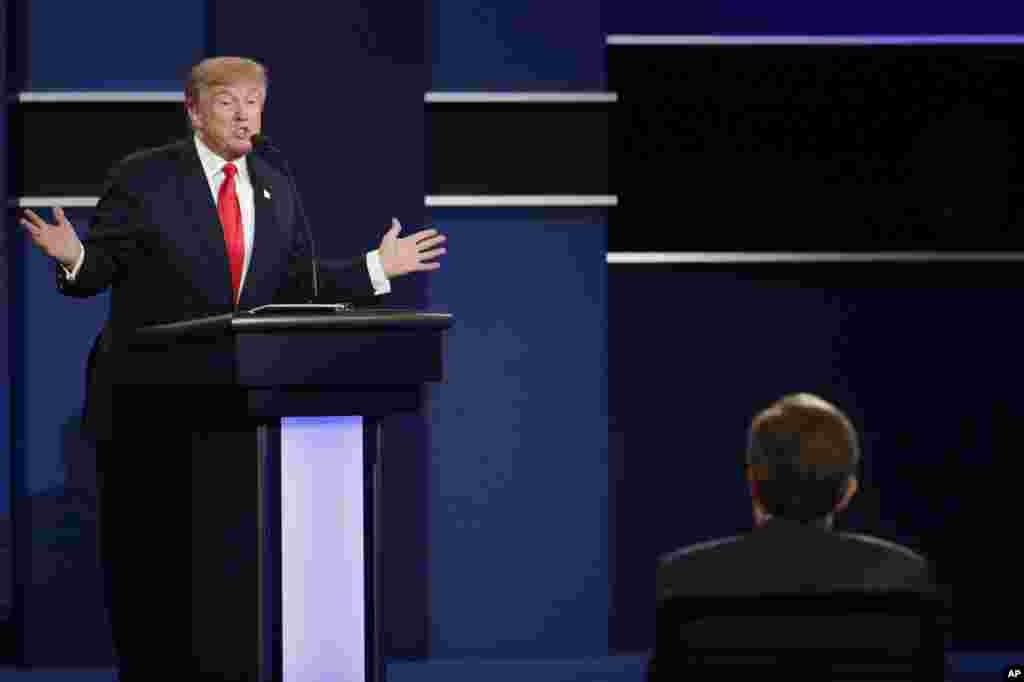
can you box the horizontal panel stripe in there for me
[15,91,185,103]
[18,196,620,209]
[425,92,618,103]
[19,91,618,105]
[21,91,620,105]
[13,197,99,208]
[607,251,1024,263]
[427,195,617,207]
[607,34,1024,46]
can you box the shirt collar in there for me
[759,515,835,532]
[193,133,249,183]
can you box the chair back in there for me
[650,589,947,681]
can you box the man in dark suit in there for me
[651,393,942,678]
[20,56,446,678]
[21,55,446,442]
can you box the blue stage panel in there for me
[430,0,604,90]
[13,0,205,91]
[426,209,608,656]
[10,208,113,665]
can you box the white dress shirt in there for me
[65,134,391,298]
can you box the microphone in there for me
[250,133,319,301]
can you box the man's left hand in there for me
[379,218,447,278]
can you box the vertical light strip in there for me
[281,416,365,682]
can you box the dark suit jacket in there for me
[650,518,944,679]
[657,517,936,600]
[58,138,379,441]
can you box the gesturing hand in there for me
[20,207,83,270]
[378,218,447,279]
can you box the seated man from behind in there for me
[650,393,942,678]
[658,392,935,599]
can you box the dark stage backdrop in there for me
[608,263,1024,651]
[607,37,1024,653]
[609,42,1024,252]
[211,2,429,657]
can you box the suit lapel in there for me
[238,157,286,309]
[175,140,235,305]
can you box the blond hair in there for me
[185,56,268,109]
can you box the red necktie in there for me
[218,163,245,303]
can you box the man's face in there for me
[188,80,265,161]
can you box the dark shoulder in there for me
[107,139,192,182]
[247,151,287,184]
[835,531,938,592]
[118,138,190,167]
[655,534,745,598]
[837,531,929,565]
[658,535,743,567]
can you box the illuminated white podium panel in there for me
[280,416,368,682]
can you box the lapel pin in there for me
[264,188,272,200]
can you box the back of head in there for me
[746,393,860,522]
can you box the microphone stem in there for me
[254,137,319,302]
[312,243,319,300]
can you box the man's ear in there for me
[746,467,772,526]
[746,466,761,500]
[186,99,200,129]
[833,475,859,514]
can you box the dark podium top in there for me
[116,308,453,420]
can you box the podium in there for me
[113,308,452,682]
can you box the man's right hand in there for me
[20,207,83,270]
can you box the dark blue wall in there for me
[13,211,107,497]
[426,209,608,656]
[16,1,205,90]
[10,209,111,665]
[431,0,605,90]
